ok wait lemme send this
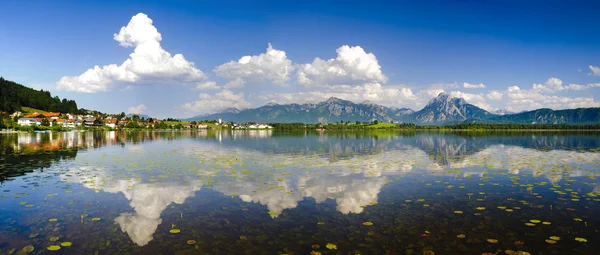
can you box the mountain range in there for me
[186,93,600,125]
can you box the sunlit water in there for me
[0,130,599,254]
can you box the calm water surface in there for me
[0,130,599,255]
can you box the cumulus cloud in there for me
[296,45,387,87]
[532,77,565,93]
[486,90,503,100]
[258,83,418,108]
[196,81,220,90]
[127,104,147,114]
[506,85,600,112]
[565,83,600,90]
[181,89,251,114]
[590,65,600,76]
[462,82,486,89]
[57,13,205,93]
[213,43,293,88]
[449,91,492,111]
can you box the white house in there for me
[248,124,258,129]
[18,118,37,126]
[197,124,208,129]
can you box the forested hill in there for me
[0,77,79,113]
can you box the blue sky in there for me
[2,0,600,118]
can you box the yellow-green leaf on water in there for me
[575,237,587,243]
[267,211,279,215]
[317,222,325,225]
[91,217,101,221]
[326,243,337,250]
[170,229,180,234]
[47,245,61,251]
[19,202,26,205]
[22,245,34,252]
[362,221,373,226]
[60,242,72,247]
[542,221,551,225]
[49,236,59,242]
[549,236,560,241]
[48,218,57,222]
[529,219,541,224]
[187,240,196,244]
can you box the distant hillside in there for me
[0,77,79,114]
[484,108,600,124]
[185,92,600,125]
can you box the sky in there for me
[2,0,600,118]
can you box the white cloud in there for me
[127,104,147,114]
[196,81,220,90]
[182,89,251,114]
[258,83,418,109]
[449,91,492,111]
[506,85,600,112]
[590,65,600,76]
[486,90,503,100]
[565,83,600,90]
[296,45,387,87]
[213,43,293,88]
[462,82,486,89]
[57,13,205,93]
[532,77,565,93]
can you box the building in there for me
[83,118,102,126]
[24,113,45,118]
[42,112,61,120]
[18,118,37,126]
[104,119,118,128]
[197,124,208,129]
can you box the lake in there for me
[0,130,598,255]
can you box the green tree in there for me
[40,118,50,126]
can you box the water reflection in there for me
[1,130,599,253]
[60,166,203,246]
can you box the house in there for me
[18,118,37,126]
[197,124,208,129]
[24,113,45,118]
[42,112,61,120]
[83,118,102,126]
[183,124,191,128]
[104,119,118,128]
[118,120,129,126]
[248,124,258,129]
[66,119,81,128]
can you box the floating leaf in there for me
[362,221,373,226]
[456,234,466,239]
[48,218,58,222]
[60,242,72,247]
[22,245,34,252]
[487,239,498,244]
[47,245,61,251]
[325,243,337,250]
[169,229,180,234]
[575,237,587,243]
[186,240,196,245]
[91,217,101,221]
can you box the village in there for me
[3,111,273,131]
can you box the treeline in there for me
[0,77,79,113]
[270,122,600,130]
